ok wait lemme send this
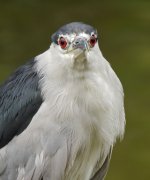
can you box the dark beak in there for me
[73,37,88,50]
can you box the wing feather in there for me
[0,59,43,148]
[91,148,112,180]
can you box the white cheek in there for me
[51,43,67,54]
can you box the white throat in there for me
[35,45,125,144]
[34,46,125,179]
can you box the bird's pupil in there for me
[61,40,65,45]
[90,36,97,47]
[58,37,67,49]
[91,39,95,43]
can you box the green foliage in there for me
[0,0,150,179]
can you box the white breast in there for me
[0,45,125,180]
[33,46,125,179]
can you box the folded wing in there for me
[0,59,43,148]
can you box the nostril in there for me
[75,41,79,44]
[73,40,80,47]
[73,38,87,50]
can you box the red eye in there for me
[58,37,68,49]
[89,35,97,47]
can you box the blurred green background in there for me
[0,0,150,179]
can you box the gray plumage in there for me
[91,149,112,180]
[51,22,97,44]
[0,22,125,180]
[0,60,42,148]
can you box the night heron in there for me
[0,22,125,180]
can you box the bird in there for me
[0,22,125,180]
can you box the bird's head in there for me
[50,22,102,71]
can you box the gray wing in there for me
[91,148,112,180]
[0,59,43,148]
